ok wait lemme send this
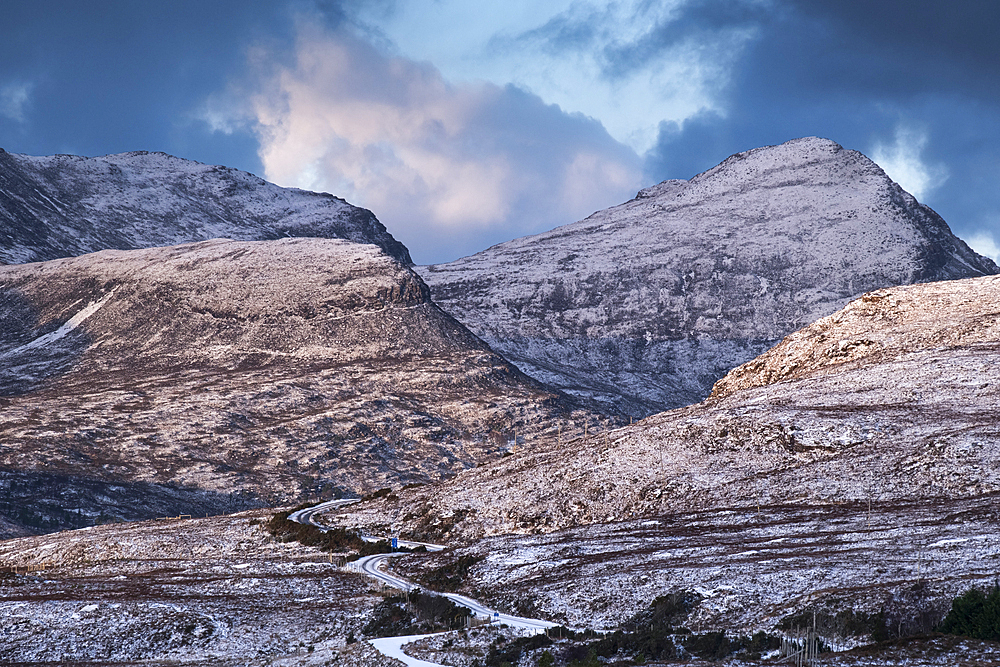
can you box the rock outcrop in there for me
[0,148,411,265]
[418,137,996,415]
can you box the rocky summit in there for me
[418,137,997,416]
[0,237,576,538]
[0,148,411,265]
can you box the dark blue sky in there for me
[2,0,998,264]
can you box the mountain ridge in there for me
[418,137,996,415]
[0,237,580,537]
[0,147,411,265]
[330,274,1000,543]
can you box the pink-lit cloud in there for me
[248,23,644,263]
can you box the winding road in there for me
[290,499,558,665]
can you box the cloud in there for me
[479,0,767,153]
[966,231,1000,265]
[248,23,644,263]
[340,0,766,154]
[871,125,947,201]
[0,80,33,123]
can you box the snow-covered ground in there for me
[0,147,410,264]
[330,274,1000,544]
[0,509,393,665]
[391,497,1000,636]
[419,137,996,415]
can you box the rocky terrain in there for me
[4,503,1000,667]
[325,273,1000,540]
[303,273,1000,663]
[0,509,401,666]
[0,147,410,265]
[391,497,1000,654]
[0,237,580,538]
[418,137,997,415]
[4,141,1000,666]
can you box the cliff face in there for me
[0,148,411,265]
[418,137,997,415]
[0,238,575,536]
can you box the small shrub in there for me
[568,647,600,667]
[485,633,552,667]
[938,584,1000,640]
[362,589,471,637]
[684,631,733,661]
[422,554,485,592]
[266,511,406,559]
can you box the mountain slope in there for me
[0,238,577,537]
[332,275,1000,542]
[0,148,410,265]
[418,137,996,415]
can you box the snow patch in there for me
[0,289,116,359]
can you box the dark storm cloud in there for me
[645,0,1000,256]
[793,0,1000,84]
[0,0,292,173]
[491,0,772,82]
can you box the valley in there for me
[1,138,999,666]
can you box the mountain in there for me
[333,274,1000,542]
[0,148,411,265]
[417,137,997,416]
[0,237,578,537]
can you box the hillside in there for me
[0,148,411,265]
[0,238,578,537]
[314,274,1000,657]
[418,137,997,415]
[331,275,1000,541]
[0,510,392,666]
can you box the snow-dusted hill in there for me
[0,238,579,537]
[332,274,1000,541]
[310,274,1000,657]
[418,137,997,415]
[0,148,411,265]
